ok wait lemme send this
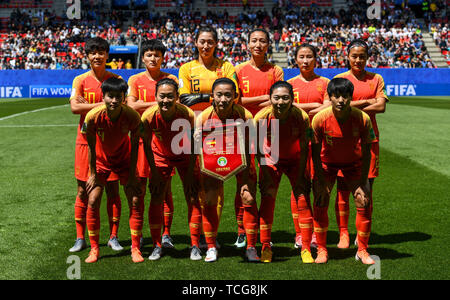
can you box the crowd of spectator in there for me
[281,1,437,68]
[0,0,446,70]
[431,22,449,65]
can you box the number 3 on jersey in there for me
[294,91,300,103]
[242,80,250,95]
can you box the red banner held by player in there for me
[199,121,247,181]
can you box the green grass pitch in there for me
[0,96,449,280]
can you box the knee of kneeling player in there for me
[354,193,369,208]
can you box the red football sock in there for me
[129,200,144,249]
[243,202,259,248]
[188,201,202,247]
[107,196,121,239]
[149,203,163,248]
[290,191,301,238]
[234,191,245,235]
[298,194,313,251]
[163,192,174,236]
[202,205,218,249]
[335,189,350,235]
[86,205,100,249]
[259,195,275,248]
[356,207,372,251]
[74,196,88,239]
[313,205,329,251]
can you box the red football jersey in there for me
[82,104,141,169]
[71,70,121,145]
[235,61,284,116]
[141,103,195,161]
[311,107,376,164]
[254,105,310,164]
[127,71,178,106]
[287,75,329,106]
[334,71,388,141]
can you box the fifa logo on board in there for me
[367,0,381,20]
[66,0,81,20]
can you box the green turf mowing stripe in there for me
[0,98,69,118]
[377,102,450,178]
[0,96,448,280]
[2,147,442,280]
[387,96,450,110]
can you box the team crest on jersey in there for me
[97,128,105,141]
[153,129,162,140]
[324,130,333,146]
[267,73,273,82]
[216,68,223,78]
[317,83,323,92]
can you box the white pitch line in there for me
[0,124,77,128]
[0,104,69,121]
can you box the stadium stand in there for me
[431,23,449,65]
[0,0,446,70]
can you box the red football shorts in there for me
[318,161,362,183]
[368,142,379,178]
[75,144,118,182]
[337,142,379,179]
[153,154,192,180]
[95,161,134,186]
[237,155,257,185]
[259,159,310,190]
[137,139,177,179]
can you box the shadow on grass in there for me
[98,230,429,261]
